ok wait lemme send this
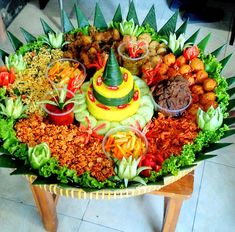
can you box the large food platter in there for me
[0,2,235,199]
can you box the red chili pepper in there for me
[138,153,164,177]
[88,91,95,102]
[117,104,129,109]
[96,76,103,86]
[123,73,128,82]
[142,62,161,86]
[67,73,85,97]
[87,53,108,70]
[96,103,110,110]
[107,86,119,90]
[128,41,146,58]
[183,45,200,60]
[133,90,139,101]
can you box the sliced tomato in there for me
[183,45,200,60]
[0,72,10,86]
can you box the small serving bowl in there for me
[151,94,192,117]
[117,41,149,75]
[46,58,86,88]
[102,126,148,160]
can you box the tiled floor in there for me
[0,0,235,231]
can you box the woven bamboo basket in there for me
[26,166,196,200]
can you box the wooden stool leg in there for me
[29,183,58,232]
[162,197,183,232]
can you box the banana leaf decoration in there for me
[113,4,122,23]
[20,27,36,43]
[142,5,157,31]
[197,33,211,52]
[211,43,226,57]
[94,3,108,30]
[62,9,74,33]
[175,19,188,38]
[126,1,139,25]
[185,29,200,45]
[220,53,233,71]
[40,18,55,34]
[0,49,9,62]
[7,31,23,51]
[74,4,89,28]
[226,76,235,86]
[158,10,178,37]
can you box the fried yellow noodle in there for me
[10,47,63,115]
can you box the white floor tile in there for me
[57,197,89,219]
[0,168,35,205]
[83,195,163,232]
[79,221,122,232]
[207,135,235,168]
[193,162,235,232]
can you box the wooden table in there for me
[29,171,194,232]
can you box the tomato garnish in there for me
[0,66,15,87]
[183,45,200,60]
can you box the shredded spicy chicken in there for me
[145,112,199,159]
[15,114,114,181]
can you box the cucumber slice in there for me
[133,75,140,81]
[75,110,90,122]
[74,103,87,113]
[139,86,150,96]
[137,106,153,122]
[81,82,90,93]
[120,116,136,127]
[80,115,97,128]
[74,93,85,101]
[95,120,111,135]
[132,114,146,129]
[74,97,86,106]
[110,121,121,129]
[140,95,154,110]
[135,78,148,89]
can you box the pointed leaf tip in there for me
[211,43,226,58]
[0,49,9,62]
[197,33,211,52]
[0,154,18,168]
[94,3,108,30]
[175,19,188,38]
[62,9,74,33]
[226,76,235,86]
[228,99,235,111]
[221,129,235,139]
[220,53,233,71]
[74,3,89,28]
[185,29,200,45]
[40,18,55,34]
[195,154,217,162]
[113,4,122,23]
[227,87,235,97]
[20,27,36,43]
[203,143,233,154]
[158,10,179,37]
[126,1,139,25]
[7,31,23,51]
[223,116,235,126]
[142,5,157,31]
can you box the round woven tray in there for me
[27,166,196,200]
